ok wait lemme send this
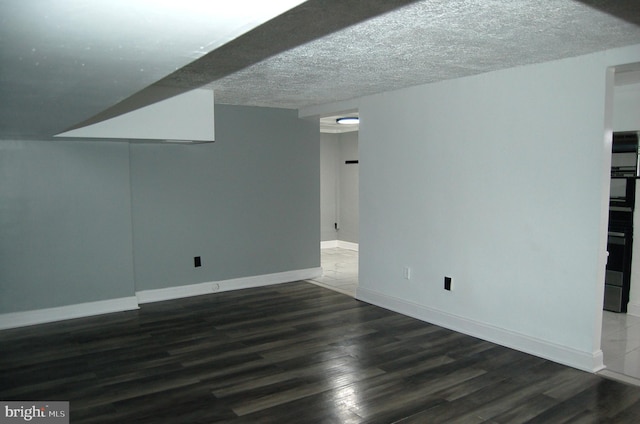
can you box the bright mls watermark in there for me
[1,402,68,423]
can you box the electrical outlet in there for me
[404,267,411,280]
[194,256,202,267]
[444,276,452,291]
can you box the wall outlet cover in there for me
[444,276,452,291]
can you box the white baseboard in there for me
[0,297,139,330]
[321,240,359,251]
[627,301,640,317]
[0,268,324,330]
[598,369,640,387]
[356,287,605,373]
[337,241,358,251]
[136,267,322,304]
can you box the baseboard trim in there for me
[136,267,323,304]
[0,297,139,330]
[0,269,325,330]
[356,287,605,373]
[598,369,640,387]
[337,241,358,251]
[321,240,359,251]
[627,301,640,317]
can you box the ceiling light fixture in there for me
[336,117,359,125]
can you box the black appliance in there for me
[605,132,639,312]
[605,213,633,312]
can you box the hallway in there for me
[308,247,358,297]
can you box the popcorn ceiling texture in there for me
[198,0,640,109]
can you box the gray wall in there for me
[320,131,359,243]
[0,140,135,313]
[338,131,359,243]
[614,83,640,131]
[130,105,320,291]
[320,133,339,241]
[0,104,320,313]
[356,44,640,371]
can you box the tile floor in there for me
[308,247,358,297]
[601,310,640,383]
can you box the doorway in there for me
[600,62,640,382]
[309,112,359,296]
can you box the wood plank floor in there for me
[2,281,640,423]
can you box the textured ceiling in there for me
[69,0,420,132]
[205,0,640,110]
[1,0,640,140]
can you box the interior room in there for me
[600,71,640,383]
[3,0,640,421]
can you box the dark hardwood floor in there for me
[2,281,640,423]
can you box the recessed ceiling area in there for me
[320,112,359,134]
[1,0,640,140]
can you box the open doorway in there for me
[308,111,359,297]
[600,62,640,382]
